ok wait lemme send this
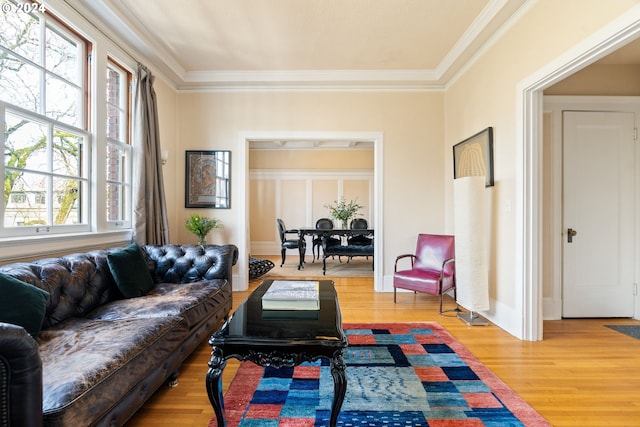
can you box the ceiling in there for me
[69,0,640,91]
[71,0,533,90]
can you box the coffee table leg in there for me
[329,350,347,427]
[206,346,227,427]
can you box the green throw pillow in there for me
[107,242,155,298]
[0,272,49,338]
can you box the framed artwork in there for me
[453,127,494,187]
[185,150,231,208]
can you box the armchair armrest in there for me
[441,258,455,278]
[0,322,43,427]
[394,254,416,272]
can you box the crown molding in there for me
[67,0,529,91]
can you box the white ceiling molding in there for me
[249,140,374,150]
[68,0,530,91]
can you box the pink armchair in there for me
[393,234,456,313]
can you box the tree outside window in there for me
[1,1,91,233]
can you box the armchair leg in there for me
[280,249,286,267]
[393,287,396,303]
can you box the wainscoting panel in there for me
[250,170,373,255]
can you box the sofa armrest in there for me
[0,322,43,427]
[142,244,239,287]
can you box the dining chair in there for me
[347,218,372,246]
[312,218,341,262]
[276,218,305,268]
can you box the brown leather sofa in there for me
[0,243,237,427]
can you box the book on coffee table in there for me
[262,280,320,310]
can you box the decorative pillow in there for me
[0,272,49,338]
[107,242,155,298]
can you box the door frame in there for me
[543,97,640,320]
[234,130,384,292]
[518,7,640,340]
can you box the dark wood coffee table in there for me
[206,279,348,427]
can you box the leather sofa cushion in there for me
[86,279,230,329]
[38,316,188,425]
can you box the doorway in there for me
[235,131,384,292]
[519,17,640,339]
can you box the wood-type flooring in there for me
[126,257,640,427]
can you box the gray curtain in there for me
[132,64,169,245]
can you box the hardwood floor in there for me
[126,268,640,427]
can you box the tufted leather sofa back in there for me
[0,243,238,331]
[0,250,125,329]
[142,244,238,286]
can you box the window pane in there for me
[53,177,80,224]
[106,182,127,221]
[4,171,47,227]
[1,4,91,236]
[106,142,129,222]
[0,57,41,111]
[106,102,120,140]
[4,112,48,171]
[45,24,80,84]
[106,65,126,143]
[53,129,82,177]
[0,3,40,64]
[106,144,125,181]
[46,75,81,125]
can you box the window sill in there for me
[0,230,133,263]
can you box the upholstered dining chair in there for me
[393,234,456,314]
[347,218,372,246]
[276,218,305,268]
[345,218,373,262]
[312,218,340,262]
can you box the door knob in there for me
[567,228,577,243]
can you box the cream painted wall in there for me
[250,149,374,170]
[444,0,639,338]
[545,64,640,95]
[174,91,445,284]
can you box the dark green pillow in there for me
[0,272,49,338]
[107,243,155,298]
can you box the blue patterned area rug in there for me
[210,322,550,427]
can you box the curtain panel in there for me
[132,64,169,245]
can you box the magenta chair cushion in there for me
[394,234,455,295]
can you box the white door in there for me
[562,110,636,318]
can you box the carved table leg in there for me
[206,346,227,427]
[329,350,347,427]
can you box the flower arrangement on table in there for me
[325,197,363,229]
[185,214,222,245]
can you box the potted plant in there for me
[325,197,363,229]
[185,214,222,245]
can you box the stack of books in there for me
[262,280,320,310]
